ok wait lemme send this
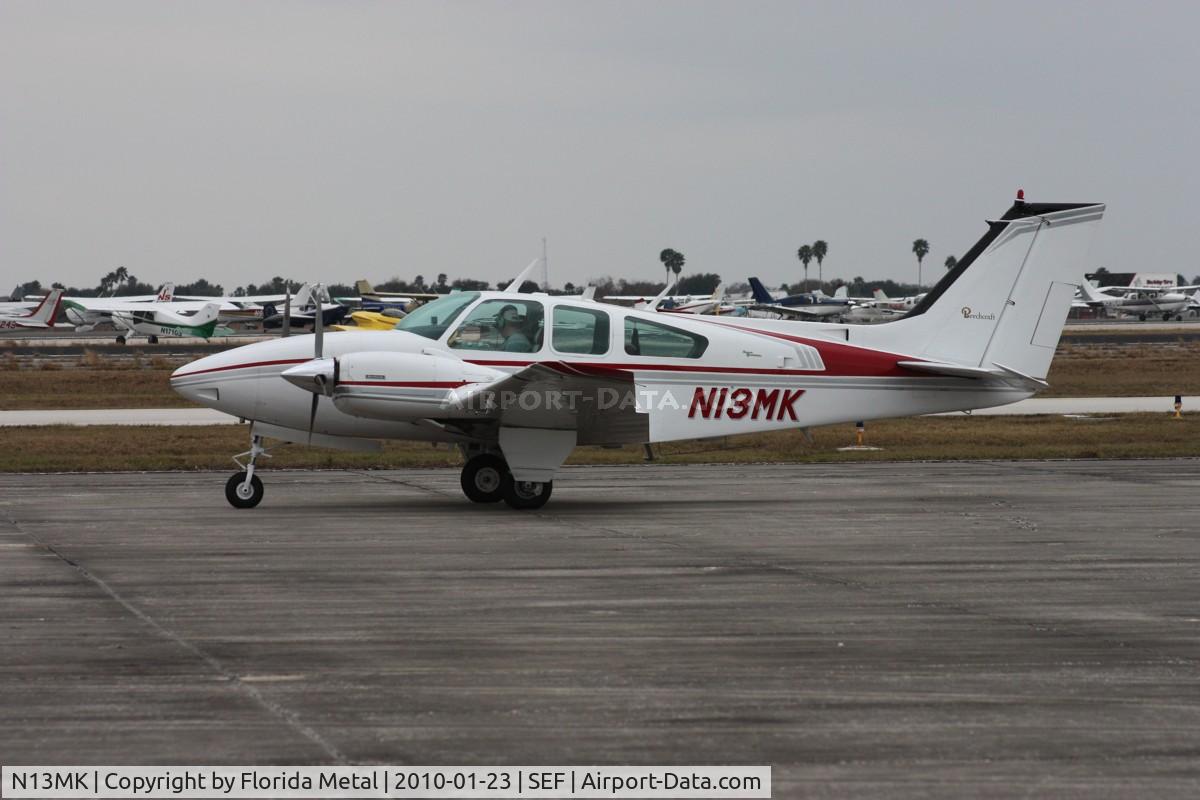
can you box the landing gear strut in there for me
[226,433,269,508]
[458,453,553,510]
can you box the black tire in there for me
[461,454,506,503]
[502,476,553,510]
[148,334,159,344]
[115,335,126,345]
[225,472,264,509]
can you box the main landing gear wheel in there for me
[225,472,264,508]
[461,454,506,503]
[148,334,159,344]
[502,476,553,510]
[115,335,126,345]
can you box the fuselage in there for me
[172,291,1030,447]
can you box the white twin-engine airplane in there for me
[172,196,1104,510]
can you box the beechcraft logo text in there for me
[961,306,997,320]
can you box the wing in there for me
[447,362,647,444]
[747,303,832,320]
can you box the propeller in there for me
[307,285,325,442]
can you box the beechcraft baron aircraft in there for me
[172,194,1103,510]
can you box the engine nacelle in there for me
[331,350,503,421]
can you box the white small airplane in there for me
[109,302,223,343]
[64,286,229,343]
[871,288,927,312]
[1076,281,1196,321]
[0,289,64,329]
[172,194,1103,510]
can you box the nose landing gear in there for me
[226,433,270,508]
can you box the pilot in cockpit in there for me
[496,305,533,352]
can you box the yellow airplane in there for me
[331,309,404,331]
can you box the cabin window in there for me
[448,299,545,353]
[552,305,610,355]
[623,317,708,358]
[392,292,478,340]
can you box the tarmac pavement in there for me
[2,461,1199,797]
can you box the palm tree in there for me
[812,240,828,290]
[659,249,685,290]
[912,239,930,289]
[436,273,448,292]
[413,274,425,292]
[797,245,813,291]
[944,255,958,272]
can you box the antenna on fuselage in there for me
[504,259,542,293]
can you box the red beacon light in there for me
[1016,188,1025,201]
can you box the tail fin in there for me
[191,302,221,338]
[1078,280,1110,305]
[711,283,725,302]
[193,302,221,325]
[292,283,314,309]
[355,279,375,295]
[834,285,848,299]
[747,277,774,304]
[24,289,63,325]
[156,282,175,302]
[886,199,1104,380]
[873,288,889,301]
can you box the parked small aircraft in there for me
[351,279,443,314]
[261,284,348,329]
[744,278,851,319]
[0,289,64,329]
[172,194,1103,510]
[333,308,406,331]
[1076,281,1197,321]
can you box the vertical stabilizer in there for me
[878,198,1104,380]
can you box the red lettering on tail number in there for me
[688,387,804,421]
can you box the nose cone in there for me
[280,357,336,395]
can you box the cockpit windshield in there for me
[392,292,479,340]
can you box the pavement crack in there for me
[4,512,348,765]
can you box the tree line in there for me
[16,256,1184,303]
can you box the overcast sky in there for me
[3,0,1197,292]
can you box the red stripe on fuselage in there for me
[171,357,309,379]
[338,380,467,388]
[710,323,929,378]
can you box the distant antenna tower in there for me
[541,237,549,291]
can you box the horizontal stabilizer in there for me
[897,360,1050,389]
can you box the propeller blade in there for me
[307,392,319,444]
[314,283,324,358]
